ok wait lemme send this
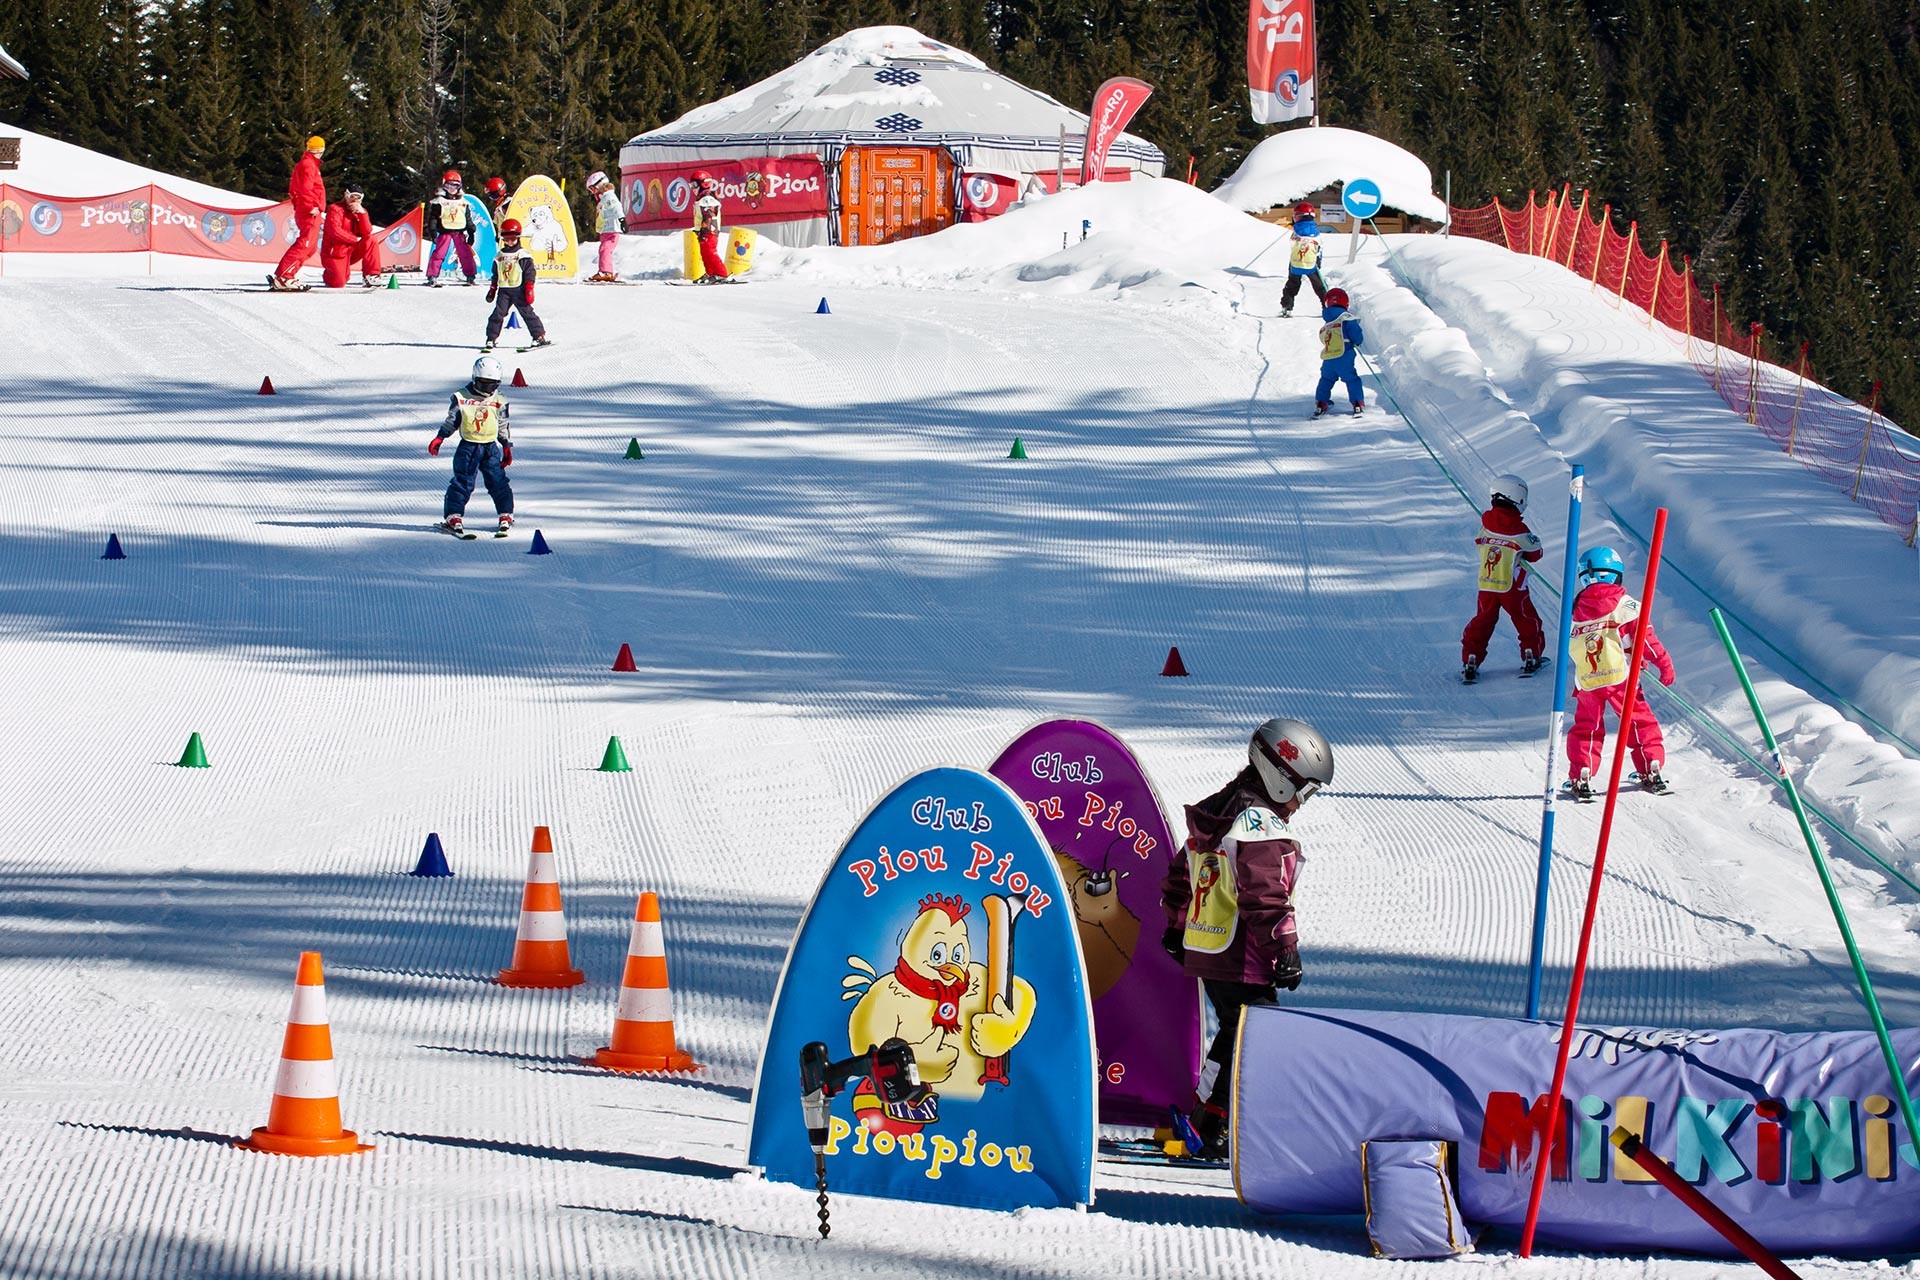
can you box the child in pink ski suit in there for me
[1567,546,1674,789]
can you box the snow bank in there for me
[0,120,265,205]
[1212,126,1447,222]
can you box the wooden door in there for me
[838,147,954,246]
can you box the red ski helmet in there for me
[1325,287,1350,308]
[692,169,719,194]
[499,218,522,238]
[442,170,462,185]
[1293,201,1315,219]
[485,176,508,197]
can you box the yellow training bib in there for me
[1572,597,1639,692]
[495,255,524,289]
[438,198,468,231]
[1320,317,1348,360]
[1476,535,1521,593]
[456,393,504,444]
[1182,847,1239,955]
[1290,237,1321,270]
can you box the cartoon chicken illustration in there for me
[843,892,1036,1124]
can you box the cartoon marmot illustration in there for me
[1051,849,1140,1000]
[844,893,1036,1112]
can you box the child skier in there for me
[483,218,552,352]
[1280,202,1327,317]
[1161,716,1334,1160]
[425,170,478,286]
[587,170,623,282]
[1567,546,1675,799]
[1461,474,1547,681]
[691,171,729,281]
[428,355,514,538]
[485,176,511,223]
[1313,288,1365,417]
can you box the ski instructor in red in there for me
[271,136,327,291]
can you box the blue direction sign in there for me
[1342,178,1384,220]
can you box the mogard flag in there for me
[1248,0,1316,124]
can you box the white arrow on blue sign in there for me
[1342,178,1384,220]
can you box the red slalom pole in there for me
[1518,508,1669,1257]
[1608,1130,1802,1279]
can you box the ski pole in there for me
[1709,607,1920,1149]
[1609,1129,1802,1279]
[1519,508,1669,1257]
[1526,466,1583,1018]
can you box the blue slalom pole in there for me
[1525,464,1584,1018]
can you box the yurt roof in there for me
[0,44,27,80]
[623,26,1164,169]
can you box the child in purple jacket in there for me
[1161,716,1335,1158]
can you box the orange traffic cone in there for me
[497,826,586,988]
[237,952,373,1156]
[587,892,699,1073]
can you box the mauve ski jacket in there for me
[1161,767,1303,988]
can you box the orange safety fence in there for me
[1448,186,1920,539]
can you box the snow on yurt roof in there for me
[0,44,27,79]
[623,26,1163,173]
[1211,126,1446,222]
[0,120,266,205]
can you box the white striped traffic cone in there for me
[237,951,373,1156]
[587,892,698,1072]
[497,826,585,988]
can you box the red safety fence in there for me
[0,183,423,277]
[1450,185,1920,540]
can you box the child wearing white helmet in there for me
[586,169,623,282]
[1461,473,1548,682]
[1160,716,1334,1160]
[1566,546,1675,799]
[429,355,515,538]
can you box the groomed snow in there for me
[1,171,1916,1279]
[1212,125,1448,222]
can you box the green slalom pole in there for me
[1710,607,1920,1149]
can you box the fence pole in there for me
[1712,283,1722,392]
[1647,242,1666,328]
[1588,205,1610,285]
[1525,466,1584,1020]
[1747,323,1764,425]
[1853,382,1882,501]
[1527,189,1537,255]
[1709,608,1920,1156]
[1785,344,1811,455]
[1616,222,1636,302]
[1564,190,1590,269]
[1518,509,1671,1259]
[1683,256,1693,349]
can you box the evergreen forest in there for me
[2,0,1915,423]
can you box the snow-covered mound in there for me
[1212,125,1447,222]
[0,120,265,205]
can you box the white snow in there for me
[0,119,267,205]
[672,27,984,132]
[2,162,1918,1279]
[1212,125,1449,222]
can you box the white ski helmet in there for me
[1491,473,1529,513]
[1249,717,1335,807]
[586,170,610,192]
[471,355,504,393]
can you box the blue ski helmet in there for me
[1578,546,1626,586]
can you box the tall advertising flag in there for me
[1080,77,1154,185]
[1248,0,1316,123]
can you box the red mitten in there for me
[524,285,535,305]
[1661,665,1676,686]
[427,435,443,456]
[486,287,497,303]
[502,445,513,467]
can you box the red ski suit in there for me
[1462,504,1546,664]
[1566,581,1675,779]
[276,151,325,280]
[320,201,376,287]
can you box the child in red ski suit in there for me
[1161,717,1333,1159]
[1462,475,1547,678]
[1567,546,1674,791]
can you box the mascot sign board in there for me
[748,766,1096,1212]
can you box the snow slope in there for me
[1,178,1916,1279]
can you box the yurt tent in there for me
[618,26,1165,247]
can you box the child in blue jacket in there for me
[1313,288,1365,418]
[1280,202,1328,317]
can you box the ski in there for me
[494,524,512,539]
[1631,771,1673,795]
[1461,661,1479,684]
[264,274,310,292]
[1097,1138,1226,1169]
[1561,778,1599,804]
[434,522,477,540]
[1518,655,1552,678]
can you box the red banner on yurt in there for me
[1080,77,1153,185]
[1248,0,1316,124]
[619,157,829,230]
[960,171,1019,222]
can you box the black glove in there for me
[1272,939,1302,991]
[464,226,475,246]
[1161,926,1186,964]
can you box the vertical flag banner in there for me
[1080,77,1154,186]
[747,766,1097,1212]
[987,721,1200,1127]
[1248,0,1316,123]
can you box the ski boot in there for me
[1461,658,1479,684]
[1350,402,1365,416]
[464,275,478,286]
[427,276,442,288]
[1172,1102,1229,1161]
[1640,766,1670,795]
[1280,307,1293,318]
[1521,651,1545,676]
[362,274,384,289]
[1568,771,1594,803]
[529,335,555,348]
[481,340,496,353]
[1311,401,1330,420]
[438,515,474,540]
[495,513,514,539]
